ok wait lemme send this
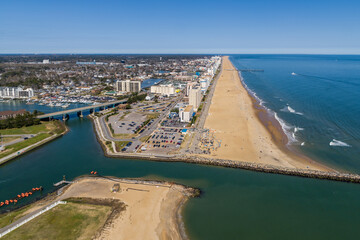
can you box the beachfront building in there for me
[186,82,196,96]
[150,84,175,96]
[200,78,210,94]
[189,87,202,111]
[0,87,34,99]
[179,105,194,122]
[115,80,142,93]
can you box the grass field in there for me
[139,135,150,143]
[0,121,55,135]
[115,141,130,152]
[1,202,111,240]
[1,136,21,144]
[0,205,31,229]
[145,112,160,120]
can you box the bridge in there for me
[36,99,127,120]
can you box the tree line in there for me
[0,111,41,129]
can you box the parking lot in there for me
[139,128,186,154]
[108,112,147,134]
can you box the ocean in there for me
[230,54,360,173]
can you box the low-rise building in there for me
[150,84,175,96]
[0,109,27,120]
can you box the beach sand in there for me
[200,56,332,171]
[58,178,191,240]
[17,177,193,240]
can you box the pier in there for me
[36,99,127,120]
[53,175,74,187]
[53,180,74,187]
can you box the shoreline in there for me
[237,70,336,172]
[200,56,335,171]
[0,176,199,239]
[89,105,360,184]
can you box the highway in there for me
[36,99,127,119]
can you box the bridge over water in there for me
[36,99,127,120]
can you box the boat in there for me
[291,72,297,76]
[62,103,70,108]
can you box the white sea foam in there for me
[274,112,298,144]
[281,105,303,115]
[329,139,351,147]
[238,71,298,145]
[294,127,304,133]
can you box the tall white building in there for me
[150,84,175,96]
[189,87,202,111]
[115,80,142,93]
[0,87,34,99]
[186,82,196,96]
[179,105,194,122]
[200,78,210,94]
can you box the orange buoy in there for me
[14,200,17,203]
[91,171,94,174]
[10,200,13,203]
[94,171,97,175]
[17,194,21,198]
[29,192,32,195]
[32,188,35,191]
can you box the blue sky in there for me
[1,0,359,54]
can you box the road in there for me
[0,134,35,147]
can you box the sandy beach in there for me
[200,56,332,171]
[59,177,193,240]
[12,177,195,240]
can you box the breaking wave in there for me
[238,71,304,145]
[329,139,351,147]
[281,105,303,115]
